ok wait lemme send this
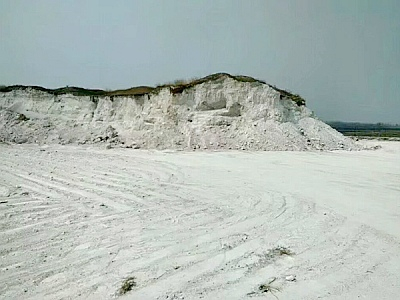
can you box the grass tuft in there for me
[257,277,281,299]
[17,113,29,122]
[270,245,295,256]
[118,276,137,295]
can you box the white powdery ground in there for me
[0,141,399,300]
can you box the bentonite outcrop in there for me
[0,73,357,150]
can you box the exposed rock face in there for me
[0,74,357,150]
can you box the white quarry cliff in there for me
[0,74,357,150]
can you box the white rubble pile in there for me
[0,75,358,150]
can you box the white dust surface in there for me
[0,141,399,299]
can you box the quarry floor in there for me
[0,141,399,300]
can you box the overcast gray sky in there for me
[1,0,399,123]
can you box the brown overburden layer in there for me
[0,73,306,106]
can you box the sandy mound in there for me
[0,73,358,150]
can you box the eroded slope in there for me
[0,74,356,150]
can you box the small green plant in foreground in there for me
[271,245,295,256]
[258,277,281,299]
[247,277,281,299]
[118,276,137,295]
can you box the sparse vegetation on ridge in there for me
[0,73,306,106]
[271,85,306,106]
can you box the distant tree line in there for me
[328,121,400,134]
